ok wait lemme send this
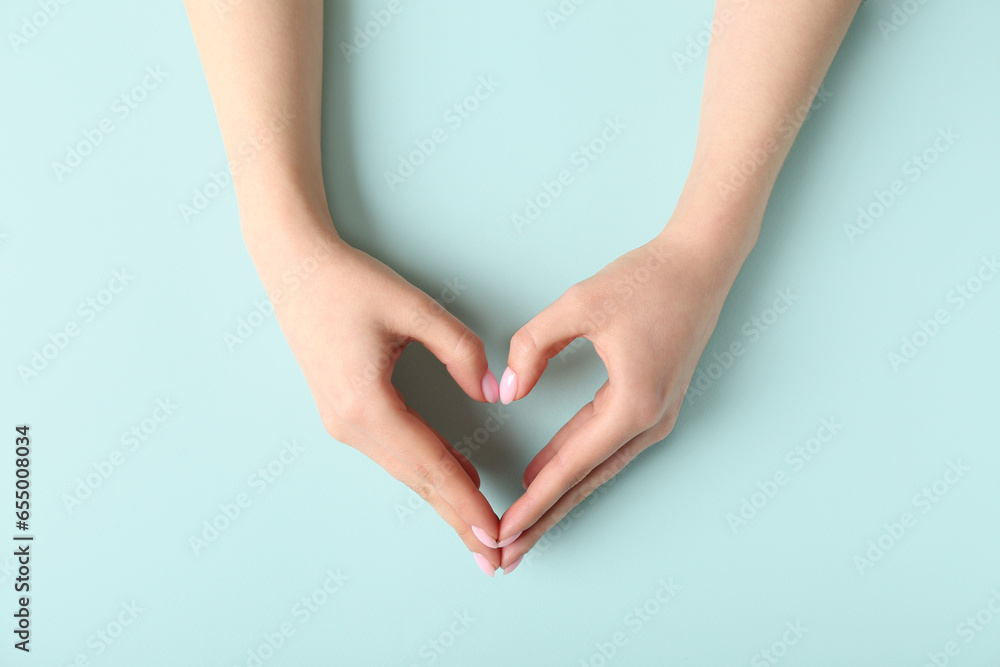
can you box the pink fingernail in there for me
[481,370,500,404]
[497,531,522,548]
[471,525,498,548]
[503,556,523,576]
[499,367,518,405]
[474,553,496,578]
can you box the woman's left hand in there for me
[493,216,754,571]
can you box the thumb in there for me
[402,295,498,403]
[502,290,585,404]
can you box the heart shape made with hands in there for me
[289,228,730,577]
[427,233,723,576]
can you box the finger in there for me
[395,294,498,404]
[403,404,481,488]
[502,288,586,404]
[393,386,480,488]
[342,423,500,571]
[522,401,594,490]
[499,428,658,570]
[520,382,609,489]
[499,393,642,542]
[359,392,502,547]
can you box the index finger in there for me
[498,394,642,540]
[358,392,501,545]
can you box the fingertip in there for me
[499,367,518,404]
[472,525,498,549]
[497,530,522,549]
[473,552,496,578]
[502,556,523,575]
[481,370,499,404]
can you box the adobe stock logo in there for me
[545,0,592,31]
[877,0,933,40]
[404,612,476,667]
[715,86,832,202]
[672,0,754,72]
[726,418,843,534]
[51,67,168,182]
[844,127,958,244]
[339,0,409,63]
[751,621,808,667]
[394,403,512,524]
[921,588,1000,667]
[224,299,275,352]
[511,118,626,234]
[62,398,178,514]
[686,288,799,403]
[852,459,969,575]
[234,567,349,667]
[384,76,501,192]
[887,254,997,373]
[57,601,145,666]
[189,440,306,556]
[577,578,682,667]
[178,169,232,224]
[18,269,135,386]
[7,0,73,54]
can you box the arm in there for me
[495,0,862,571]
[183,1,505,573]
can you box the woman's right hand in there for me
[243,206,504,575]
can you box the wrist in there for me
[238,176,339,251]
[239,194,346,283]
[659,167,770,266]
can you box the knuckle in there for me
[510,326,539,360]
[553,450,589,489]
[561,285,597,326]
[561,282,589,307]
[629,396,664,429]
[380,457,408,481]
[568,483,596,508]
[337,394,372,426]
[450,328,484,366]
[410,460,435,486]
[412,294,446,328]
[411,482,435,501]
[448,493,473,520]
[607,451,630,477]
[650,412,679,442]
[595,457,624,486]
[413,448,458,489]
[438,450,462,478]
[320,412,350,443]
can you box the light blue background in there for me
[3,0,999,665]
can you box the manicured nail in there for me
[499,367,517,405]
[474,553,496,578]
[503,556,523,576]
[471,525,498,548]
[497,531,522,548]
[481,370,500,404]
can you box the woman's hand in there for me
[493,216,754,571]
[243,209,505,574]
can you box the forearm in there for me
[183,0,331,244]
[671,0,862,262]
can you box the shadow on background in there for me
[318,4,530,497]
